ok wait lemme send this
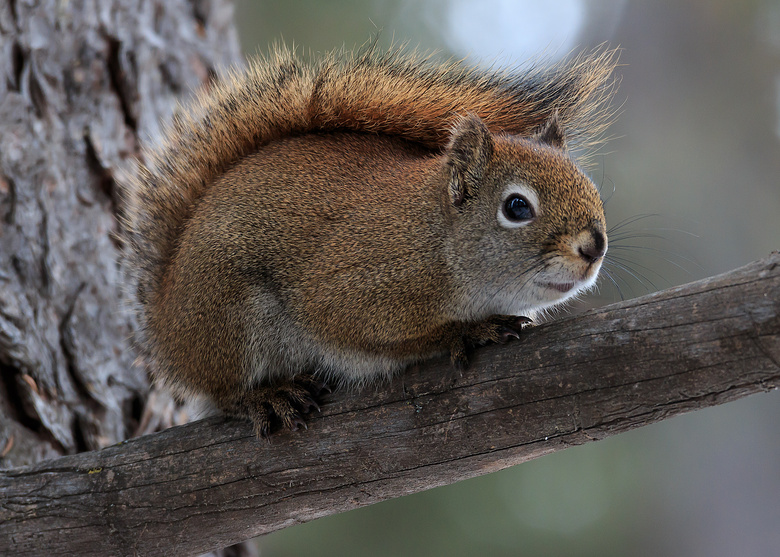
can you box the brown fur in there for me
[122,44,618,436]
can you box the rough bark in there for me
[0,1,251,555]
[0,0,239,466]
[1,253,777,557]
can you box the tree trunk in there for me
[0,0,239,464]
[0,0,250,554]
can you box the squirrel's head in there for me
[443,113,607,318]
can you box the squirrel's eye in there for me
[503,194,535,221]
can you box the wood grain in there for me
[1,253,778,556]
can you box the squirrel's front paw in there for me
[468,314,533,345]
[234,375,330,439]
[449,315,532,369]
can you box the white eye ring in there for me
[497,183,540,229]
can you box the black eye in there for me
[503,194,534,221]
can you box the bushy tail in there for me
[311,44,619,150]
[123,42,619,310]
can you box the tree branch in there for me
[2,253,778,556]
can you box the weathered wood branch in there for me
[1,253,778,556]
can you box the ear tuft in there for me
[535,111,566,150]
[446,114,494,207]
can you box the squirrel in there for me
[123,44,618,438]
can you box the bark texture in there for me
[0,0,240,465]
[0,1,252,555]
[1,253,777,556]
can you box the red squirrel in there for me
[123,45,617,437]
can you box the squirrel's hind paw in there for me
[233,374,329,439]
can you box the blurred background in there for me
[232,1,780,555]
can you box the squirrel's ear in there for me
[445,114,494,207]
[535,111,566,150]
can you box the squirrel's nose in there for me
[578,229,607,264]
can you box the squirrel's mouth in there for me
[539,281,576,293]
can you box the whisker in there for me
[603,263,641,298]
[609,232,670,243]
[607,213,662,235]
[604,258,658,291]
[606,254,674,287]
[599,267,625,301]
[607,244,700,273]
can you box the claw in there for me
[303,397,321,413]
[256,423,271,441]
[498,327,521,343]
[287,414,308,431]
